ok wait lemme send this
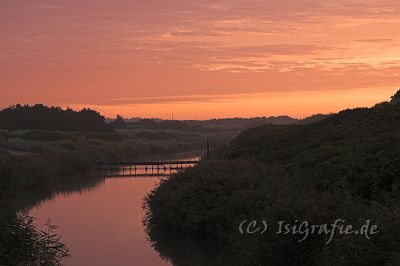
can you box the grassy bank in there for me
[145,97,400,265]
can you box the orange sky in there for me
[1,0,400,119]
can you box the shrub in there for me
[0,213,69,265]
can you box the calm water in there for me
[28,156,199,266]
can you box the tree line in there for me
[0,104,112,132]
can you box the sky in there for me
[1,0,400,119]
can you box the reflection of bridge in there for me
[96,160,199,175]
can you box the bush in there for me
[144,96,400,265]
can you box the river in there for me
[27,154,200,266]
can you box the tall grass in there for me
[0,212,69,265]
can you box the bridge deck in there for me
[96,160,199,166]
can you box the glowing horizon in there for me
[1,0,400,119]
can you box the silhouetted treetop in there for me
[391,89,400,104]
[0,104,111,132]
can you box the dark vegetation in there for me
[145,90,400,266]
[0,103,329,133]
[184,114,330,130]
[0,104,111,132]
[0,213,69,266]
[20,130,76,142]
[112,114,329,132]
[135,119,191,130]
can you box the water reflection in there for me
[24,155,201,266]
[30,177,171,265]
[4,175,105,214]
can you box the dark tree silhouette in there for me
[0,104,111,132]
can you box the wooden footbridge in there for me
[95,139,209,176]
[95,159,199,175]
